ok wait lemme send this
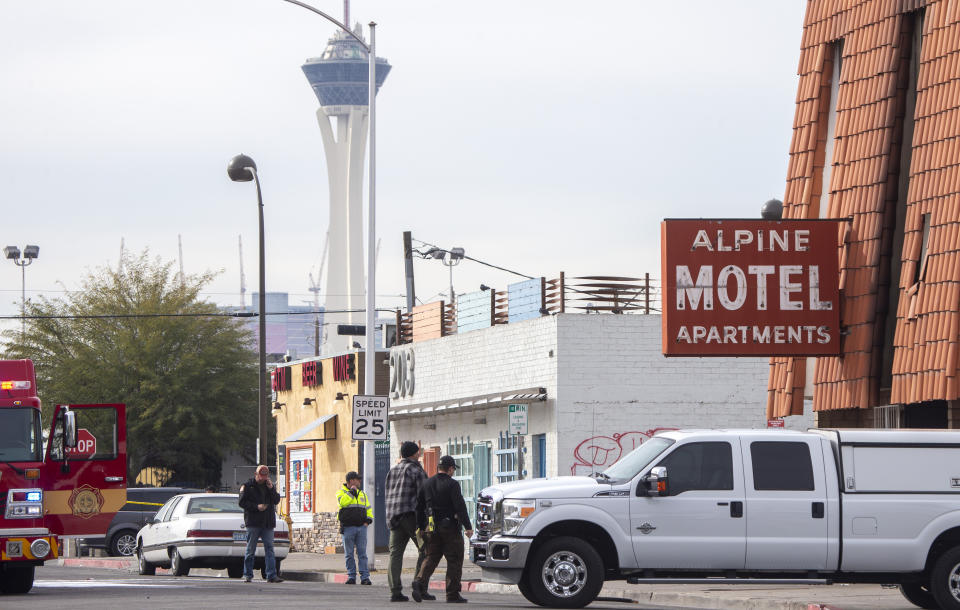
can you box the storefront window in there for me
[495,431,519,482]
[448,436,475,519]
[288,448,314,524]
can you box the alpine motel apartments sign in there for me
[661,219,842,357]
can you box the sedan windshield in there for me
[0,408,41,462]
[187,497,243,514]
[600,437,674,482]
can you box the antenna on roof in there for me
[344,0,349,30]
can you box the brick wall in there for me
[390,313,813,480]
[555,315,813,476]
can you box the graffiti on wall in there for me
[570,428,676,475]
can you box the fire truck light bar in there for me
[0,380,31,390]
[6,489,43,519]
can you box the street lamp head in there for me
[449,247,465,261]
[761,198,784,220]
[227,154,257,182]
[4,246,21,261]
[423,247,445,260]
[23,245,39,260]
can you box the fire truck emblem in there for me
[69,485,104,519]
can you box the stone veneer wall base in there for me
[289,512,343,554]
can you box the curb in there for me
[55,558,848,609]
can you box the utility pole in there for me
[402,231,416,313]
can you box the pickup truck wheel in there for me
[899,582,938,609]
[527,536,603,609]
[110,530,138,557]
[0,565,35,594]
[137,545,156,576]
[518,578,547,607]
[170,548,190,577]
[931,546,960,610]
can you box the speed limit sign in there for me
[352,395,389,441]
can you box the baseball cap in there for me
[438,455,457,470]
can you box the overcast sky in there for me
[1,0,807,323]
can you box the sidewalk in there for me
[58,552,913,609]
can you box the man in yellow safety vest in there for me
[336,471,373,585]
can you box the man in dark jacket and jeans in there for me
[384,441,431,602]
[238,464,283,583]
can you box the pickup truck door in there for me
[631,437,746,569]
[43,404,127,536]
[741,435,831,570]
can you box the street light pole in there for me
[4,245,39,340]
[277,0,380,562]
[228,154,269,467]
[363,19,378,564]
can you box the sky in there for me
[1,0,808,325]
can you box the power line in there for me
[412,238,533,280]
[1,308,398,321]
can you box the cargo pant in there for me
[387,512,424,595]
[414,524,464,599]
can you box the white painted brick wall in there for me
[389,314,813,482]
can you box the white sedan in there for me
[136,493,289,578]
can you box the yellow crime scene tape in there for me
[124,501,165,507]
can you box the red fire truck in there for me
[0,359,126,594]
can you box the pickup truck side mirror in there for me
[640,466,669,497]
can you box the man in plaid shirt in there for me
[385,440,432,602]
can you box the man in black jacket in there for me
[238,464,283,583]
[412,455,473,604]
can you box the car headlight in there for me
[502,499,536,535]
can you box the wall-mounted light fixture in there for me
[302,397,317,409]
[335,392,348,403]
[473,416,487,425]
[423,423,436,430]
[272,402,285,415]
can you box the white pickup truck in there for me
[471,428,960,609]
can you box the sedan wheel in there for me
[137,546,156,576]
[170,548,190,577]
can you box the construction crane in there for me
[178,235,185,286]
[308,232,329,356]
[238,235,247,308]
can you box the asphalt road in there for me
[25,566,679,609]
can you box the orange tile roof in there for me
[769,0,960,416]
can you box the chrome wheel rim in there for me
[541,550,587,598]
[949,560,960,602]
[137,549,146,571]
[116,534,136,556]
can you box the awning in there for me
[390,387,547,421]
[282,413,338,443]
